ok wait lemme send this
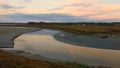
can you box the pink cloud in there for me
[51,2,120,20]
[70,0,103,3]
[89,12,120,19]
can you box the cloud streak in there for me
[65,3,92,7]
[0,13,87,22]
[49,3,92,11]
[0,0,120,22]
[0,13,119,23]
[0,4,24,9]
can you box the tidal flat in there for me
[1,27,119,68]
[0,26,94,68]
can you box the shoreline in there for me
[0,27,119,67]
[0,27,65,63]
[12,28,120,67]
[0,27,40,48]
[11,28,42,48]
[53,31,120,68]
[53,31,120,50]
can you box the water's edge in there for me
[2,28,120,68]
[54,31,120,50]
[1,28,67,63]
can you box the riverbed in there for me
[13,29,120,68]
[1,28,120,68]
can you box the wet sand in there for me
[54,32,120,50]
[0,27,39,48]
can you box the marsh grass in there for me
[22,24,120,36]
[4,23,119,35]
[0,50,97,68]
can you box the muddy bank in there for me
[54,32,120,50]
[0,27,39,48]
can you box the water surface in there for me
[14,29,120,67]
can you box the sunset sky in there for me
[0,0,120,22]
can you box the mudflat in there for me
[0,27,39,48]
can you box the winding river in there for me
[13,29,120,67]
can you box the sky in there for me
[0,0,120,23]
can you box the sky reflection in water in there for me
[14,29,120,67]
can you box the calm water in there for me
[14,29,120,67]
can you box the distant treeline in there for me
[0,21,120,36]
[27,21,120,24]
[0,23,24,24]
[0,22,120,26]
[27,21,120,26]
